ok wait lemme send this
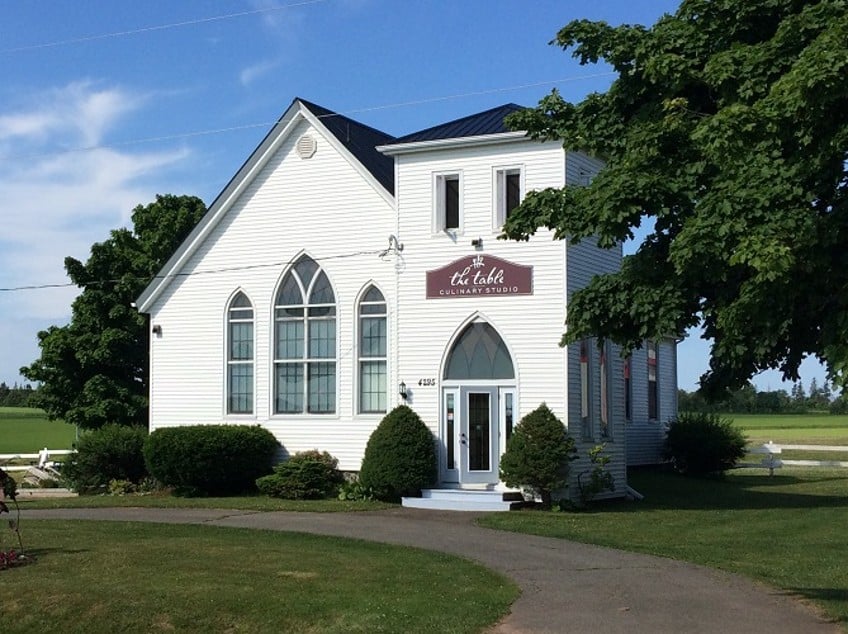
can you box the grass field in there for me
[0,407,76,454]
[727,413,848,446]
[1,520,517,633]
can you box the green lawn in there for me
[0,407,76,453]
[1,520,517,633]
[725,413,848,456]
[479,468,848,629]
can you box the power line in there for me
[4,72,615,161]
[0,247,391,293]
[0,0,330,54]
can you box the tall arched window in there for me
[358,285,387,414]
[227,292,254,414]
[274,255,336,414]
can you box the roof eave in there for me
[377,131,529,156]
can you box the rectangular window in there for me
[307,362,336,414]
[600,343,610,439]
[276,364,304,414]
[495,167,523,226]
[580,340,592,440]
[359,361,386,414]
[647,340,659,420]
[435,173,461,232]
[624,355,632,422]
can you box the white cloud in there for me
[0,82,192,383]
[239,59,280,86]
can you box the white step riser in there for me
[422,490,509,504]
[402,497,517,512]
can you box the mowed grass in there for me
[2,520,518,634]
[0,407,76,453]
[729,413,848,445]
[479,468,848,628]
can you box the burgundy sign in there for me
[426,254,533,299]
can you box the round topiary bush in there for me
[664,412,747,475]
[359,405,437,502]
[499,403,577,507]
[256,450,344,500]
[144,425,279,495]
[62,424,148,493]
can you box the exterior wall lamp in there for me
[398,381,408,400]
[152,325,162,336]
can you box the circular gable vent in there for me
[296,134,317,159]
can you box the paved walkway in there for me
[23,507,838,633]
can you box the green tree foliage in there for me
[0,383,36,408]
[499,403,577,507]
[21,195,206,429]
[502,1,848,397]
[358,405,437,502]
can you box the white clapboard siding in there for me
[147,117,396,471]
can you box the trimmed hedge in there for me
[664,412,747,475]
[256,450,344,499]
[359,405,436,502]
[144,425,279,495]
[62,424,148,494]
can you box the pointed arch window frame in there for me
[443,322,515,381]
[357,284,388,414]
[273,255,337,415]
[226,291,254,415]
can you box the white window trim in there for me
[433,171,463,235]
[356,284,388,416]
[493,165,524,229]
[224,291,256,418]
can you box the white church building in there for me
[137,98,677,506]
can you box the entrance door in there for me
[460,387,498,485]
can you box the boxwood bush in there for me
[256,450,344,499]
[359,405,436,502]
[144,425,279,495]
[664,412,747,475]
[62,424,148,494]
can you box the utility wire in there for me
[5,72,614,161]
[0,248,390,292]
[0,0,330,54]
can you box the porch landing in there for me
[402,488,524,512]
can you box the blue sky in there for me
[0,0,828,392]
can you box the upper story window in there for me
[358,285,387,414]
[494,167,523,227]
[274,255,336,415]
[599,342,611,439]
[434,172,461,233]
[647,340,658,420]
[227,292,254,415]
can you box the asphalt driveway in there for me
[22,507,839,633]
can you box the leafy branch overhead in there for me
[502,0,848,396]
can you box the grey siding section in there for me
[625,338,678,466]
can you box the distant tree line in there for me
[0,382,37,408]
[679,379,848,415]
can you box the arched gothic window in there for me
[358,285,387,414]
[443,322,514,380]
[274,255,336,414]
[227,292,254,414]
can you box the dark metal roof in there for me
[389,103,527,145]
[298,99,396,194]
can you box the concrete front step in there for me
[402,488,524,512]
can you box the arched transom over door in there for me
[442,322,516,486]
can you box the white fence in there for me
[742,442,848,475]
[0,448,74,472]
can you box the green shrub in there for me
[337,477,374,501]
[359,405,437,502]
[62,424,148,493]
[664,412,747,475]
[576,444,615,506]
[144,425,279,496]
[256,450,344,500]
[499,403,577,507]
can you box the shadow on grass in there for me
[614,467,848,512]
[785,588,848,623]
